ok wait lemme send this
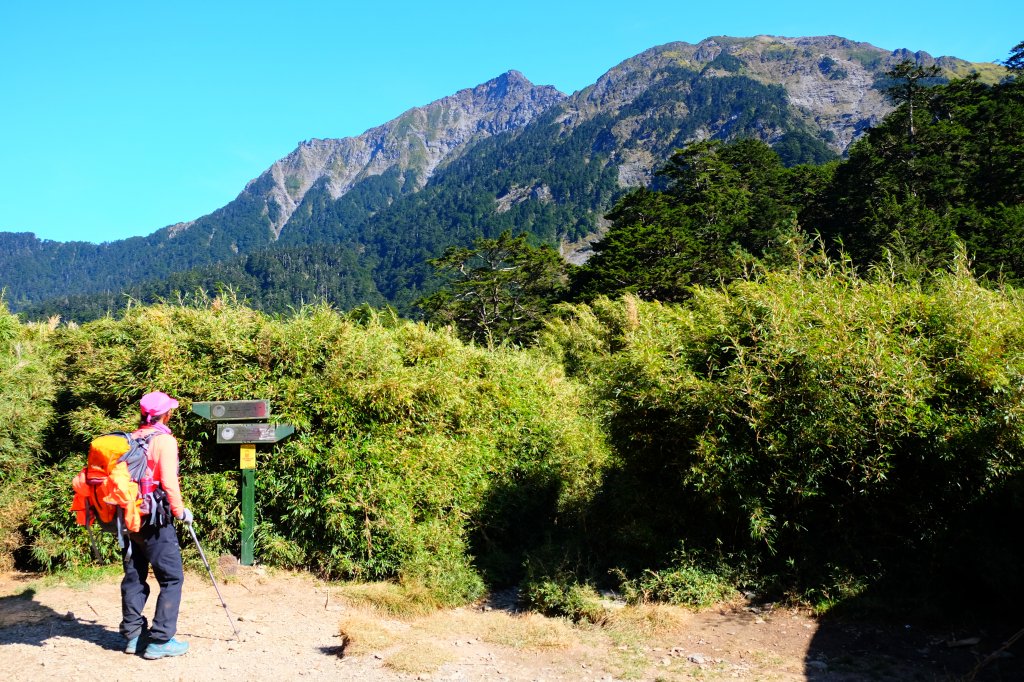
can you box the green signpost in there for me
[192,400,294,566]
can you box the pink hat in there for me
[140,391,179,416]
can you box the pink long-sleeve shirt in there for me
[132,427,184,518]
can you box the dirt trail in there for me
[0,568,1017,681]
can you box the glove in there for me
[177,508,193,525]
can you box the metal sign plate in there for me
[193,400,270,421]
[217,422,295,444]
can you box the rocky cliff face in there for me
[182,35,998,243]
[242,71,565,237]
[580,35,995,147]
[552,35,997,190]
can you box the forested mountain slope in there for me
[0,72,563,309]
[2,35,999,317]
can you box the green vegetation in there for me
[5,59,836,319]
[1,46,1023,622]
[567,58,1022,308]
[16,245,386,323]
[815,64,1024,280]
[818,56,848,80]
[706,52,745,73]
[570,138,816,303]
[4,250,1024,614]
[618,563,736,608]
[546,248,1024,606]
[521,574,607,624]
[9,299,608,604]
[847,47,884,70]
[417,231,569,347]
[758,43,799,62]
[0,302,57,571]
[0,192,278,309]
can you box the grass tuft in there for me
[383,642,455,674]
[478,611,577,650]
[336,581,441,618]
[337,612,400,656]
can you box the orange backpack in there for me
[70,432,161,559]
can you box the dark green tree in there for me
[1005,40,1024,73]
[882,60,943,141]
[572,139,803,302]
[418,232,568,347]
[814,47,1024,279]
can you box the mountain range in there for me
[0,35,1003,317]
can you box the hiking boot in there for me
[143,637,189,659]
[124,634,140,654]
[123,617,148,654]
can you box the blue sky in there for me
[1,1,1020,244]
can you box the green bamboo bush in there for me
[0,303,58,571]
[25,298,609,604]
[11,250,1024,613]
[542,250,1024,601]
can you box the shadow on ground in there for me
[0,584,123,652]
[804,492,1024,682]
[807,611,1022,681]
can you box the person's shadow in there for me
[0,586,125,652]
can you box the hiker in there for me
[121,390,194,659]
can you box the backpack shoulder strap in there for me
[118,431,156,481]
[130,430,161,449]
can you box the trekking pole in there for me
[185,522,241,641]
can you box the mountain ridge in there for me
[0,35,1004,312]
[234,70,565,239]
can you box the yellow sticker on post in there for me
[239,444,256,469]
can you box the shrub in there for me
[617,563,736,608]
[0,303,58,571]
[542,251,1024,599]
[520,572,608,624]
[22,299,609,606]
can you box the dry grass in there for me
[337,597,580,676]
[331,594,829,680]
[0,499,30,573]
[334,580,440,618]
[333,582,727,682]
[588,605,694,679]
[383,642,455,674]
[477,611,577,650]
[337,611,401,656]
[603,603,692,640]
[338,606,585,680]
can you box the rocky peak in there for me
[558,35,994,154]
[238,71,566,238]
[179,36,998,244]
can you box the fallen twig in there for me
[963,625,1024,681]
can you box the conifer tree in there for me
[418,232,568,347]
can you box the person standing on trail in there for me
[121,390,194,659]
